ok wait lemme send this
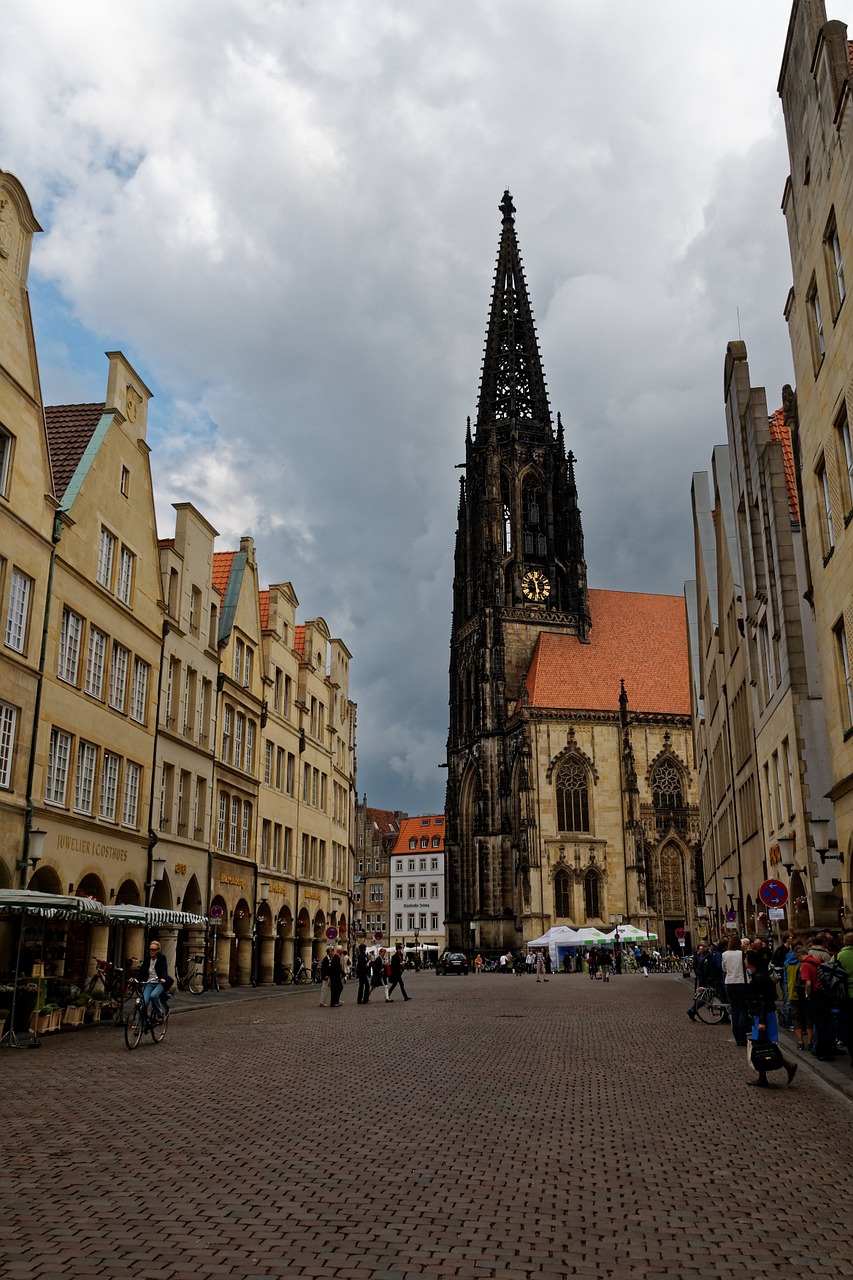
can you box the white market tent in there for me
[603,925,658,942]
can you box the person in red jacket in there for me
[801,939,835,1061]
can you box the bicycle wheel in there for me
[279,967,292,985]
[188,968,204,994]
[696,992,725,1024]
[150,1007,169,1043]
[124,1005,144,1049]
[297,967,311,984]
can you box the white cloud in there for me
[0,0,811,811]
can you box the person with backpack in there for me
[782,941,810,1051]
[801,937,835,1060]
[355,943,372,1004]
[772,931,795,1029]
[836,931,853,1065]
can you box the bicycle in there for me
[174,954,206,994]
[124,979,172,1049]
[84,958,128,1001]
[278,961,311,985]
[691,985,730,1024]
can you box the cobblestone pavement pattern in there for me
[2,972,852,1280]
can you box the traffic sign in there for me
[210,905,223,919]
[675,927,686,939]
[725,909,737,924]
[678,938,686,947]
[758,879,788,908]
[768,907,786,921]
[373,932,384,940]
[325,926,338,940]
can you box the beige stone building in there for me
[154,503,220,971]
[0,170,53,916]
[353,800,403,948]
[687,342,834,939]
[777,2,853,924]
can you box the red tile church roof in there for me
[522,589,690,715]
[392,814,445,855]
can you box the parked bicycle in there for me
[84,958,129,1001]
[279,957,311,985]
[124,978,172,1049]
[174,953,206,994]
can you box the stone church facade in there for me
[445,193,701,956]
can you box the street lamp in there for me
[413,924,420,971]
[811,818,843,865]
[470,918,476,959]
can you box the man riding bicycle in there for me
[135,940,172,1020]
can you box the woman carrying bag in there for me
[745,949,797,1088]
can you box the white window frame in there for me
[109,643,129,711]
[122,761,141,827]
[117,546,134,604]
[100,752,119,820]
[97,528,116,589]
[84,627,107,699]
[57,607,83,684]
[4,569,31,653]
[74,740,97,813]
[0,700,17,788]
[46,728,72,805]
[130,658,149,723]
[0,425,11,496]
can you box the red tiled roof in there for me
[44,402,105,502]
[158,538,175,549]
[768,408,800,524]
[212,550,235,597]
[259,589,269,630]
[368,808,402,835]
[391,814,445,855]
[523,589,690,716]
[293,624,305,658]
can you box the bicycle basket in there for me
[191,955,206,965]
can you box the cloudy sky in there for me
[1,0,821,814]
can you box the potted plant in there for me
[0,1006,10,1038]
[62,1002,86,1028]
[30,1003,58,1035]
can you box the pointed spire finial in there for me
[500,189,516,224]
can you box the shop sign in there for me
[220,874,245,888]
[174,863,187,875]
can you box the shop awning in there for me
[103,904,207,927]
[0,889,109,920]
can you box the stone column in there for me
[258,934,275,985]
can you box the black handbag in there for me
[750,1037,784,1072]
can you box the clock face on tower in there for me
[521,569,551,602]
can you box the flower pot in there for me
[48,1009,62,1033]
[29,1011,52,1035]
[63,1006,85,1028]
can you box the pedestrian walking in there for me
[722,934,749,1046]
[318,945,332,1006]
[801,936,835,1060]
[613,948,623,976]
[355,943,372,1004]
[587,949,598,980]
[535,951,548,982]
[837,931,853,1064]
[600,947,610,982]
[474,953,483,973]
[329,944,345,1007]
[637,949,650,977]
[387,943,411,1001]
[745,949,797,1088]
[372,947,391,1001]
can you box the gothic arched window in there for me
[522,474,545,561]
[584,869,600,919]
[652,761,683,810]
[554,869,570,918]
[556,759,590,832]
[501,473,512,555]
[659,844,684,914]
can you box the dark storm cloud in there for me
[0,0,807,811]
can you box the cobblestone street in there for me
[1,971,851,1280]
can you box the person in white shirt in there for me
[721,935,749,1046]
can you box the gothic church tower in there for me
[445,192,590,952]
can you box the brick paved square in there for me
[0,974,851,1280]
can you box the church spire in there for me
[475,191,551,440]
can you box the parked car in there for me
[436,951,469,975]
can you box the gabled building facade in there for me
[446,193,700,956]
[688,342,834,940]
[390,814,446,955]
[0,169,53,914]
[353,800,404,948]
[777,1,853,925]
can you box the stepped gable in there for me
[522,589,690,715]
[44,402,105,503]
